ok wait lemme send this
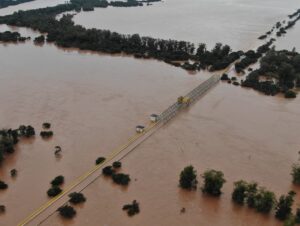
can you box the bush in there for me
[285,90,297,98]
[232,180,248,204]
[102,166,115,176]
[68,192,86,204]
[42,122,51,129]
[112,173,130,185]
[122,200,140,216]
[179,165,197,189]
[40,131,54,138]
[57,205,76,219]
[275,191,296,221]
[295,208,300,223]
[47,186,62,197]
[220,73,229,81]
[10,169,17,177]
[51,175,64,186]
[95,157,105,165]
[201,169,226,196]
[253,188,275,213]
[0,205,5,213]
[291,164,300,184]
[112,161,122,168]
[0,181,8,190]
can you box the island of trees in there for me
[0,31,30,42]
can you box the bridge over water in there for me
[19,73,221,226]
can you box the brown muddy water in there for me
[1,0,300,225]
[73,0,300,50]
[0,26,206,226]
[0,0,66,16]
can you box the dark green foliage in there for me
[0,205,5,213]
[34,35,45,44]
[51,175,64,186]
[0,181,8,190]
[112,173,130,185]
[295,208,300,223]
[201,169,226,196]
[0,31,29,42]
[68,192,86,204]
[241,50,300,97]
[112,161,122,168]
[102,166,115,176]
[42,122,51,129]
[179,165,197,189]
[10,169,17,177]
[57,205,76,219]
[291,164,300,184]
[253,188,275,213]
[220,73,229,81]
[285,90,297,98]
[40,131,54,138]
[232,180,248,204]
[0,7,238,73]
[246,183,258,208]
[47,186,62,197]
[95,157,105,165]
[122,200,140,216]
[275,191,296,221]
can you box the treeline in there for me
[234,39,275,73]
[0,1,240,72]
[0,0,34,9]
[0,31,30,42]
[241,49,300,98]
[258,8,300,40]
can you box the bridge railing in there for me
[158,74,220,123]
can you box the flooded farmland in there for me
[1,0,300,225]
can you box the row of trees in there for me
[232,180,300,224]
[0,31,30,42]
[0,3,240,72]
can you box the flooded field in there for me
[1,0,300,225]
[0,27,207,225]
[0,0,66,16]
[41,82,300,226]
[73,0,300,50]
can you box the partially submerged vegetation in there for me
[122,200,140,216]
[241,49,300,98]
[0,126,35,163]
[201,169,226,196]
[47,175,64,197]
[0,0,241,72]
[0,31,30,42]
[179,165,197,189]
[68,192,86,204]
[102,162,130,186]
[57,205,76,219]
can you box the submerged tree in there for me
[291,164,300,184]
[68,192,86,204]
[179,165,197,189]
[201,169,226,196]
[275,191,296,221]
[57,205,76,219]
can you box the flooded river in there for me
[1,0,300,225]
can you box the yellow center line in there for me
[18,121,158,226]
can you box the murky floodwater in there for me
[0,0,66,16]
[0,26,207,225]
[1,0,300,225]
[73,0,300,50]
